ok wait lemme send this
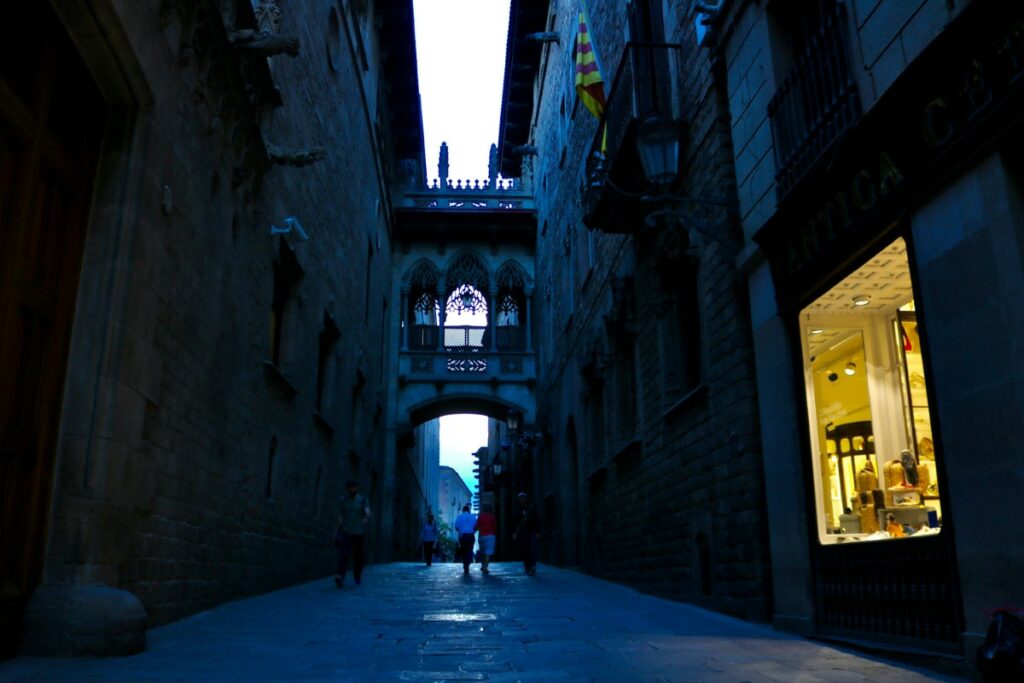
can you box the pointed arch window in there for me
[497,294,520,327]
[413,292,440,326]
[406,260,441,350]
[496,261,529,351]
[443,252,490,351]
[444,285,488,349]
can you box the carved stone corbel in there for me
[265,143,326,167]
[228,29,299,57]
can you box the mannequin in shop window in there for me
[857,460,878,494]
[858,492,879,533]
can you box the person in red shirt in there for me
[474,504,498,574]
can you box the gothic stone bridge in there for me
[389,146,537,431]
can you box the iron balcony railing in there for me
[443,325,487,350]
[408,325,525,352]
[408,325,439,351]
[591,42,681,174]
[767,2,861,198]
[583,43,682,231]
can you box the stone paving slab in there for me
[0,563,966,682]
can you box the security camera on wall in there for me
[270,216,309,241]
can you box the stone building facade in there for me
[715,0,1024,668]
[437,466,472,535]
[0,0,431,655]
[498,0,771,620]
[393,419,440,560]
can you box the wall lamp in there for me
[631,113,738,254]
[506,408,522,432]
[636,115,681,188]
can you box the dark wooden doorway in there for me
[0,1,106,657]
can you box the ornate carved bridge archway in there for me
[390,144,537,432]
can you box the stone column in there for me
[524,291,533,352]
[489,288,499,352]
[400,288,409,351]
[438,282,447,351]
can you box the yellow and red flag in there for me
[574,11,606,120]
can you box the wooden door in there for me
[0,2,105,657]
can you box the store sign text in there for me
[788,152,904,276]
[782,13,1024,278]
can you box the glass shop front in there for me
[794,235,961,649]
[800,237,941,544]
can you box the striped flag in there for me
[574,11,606,120]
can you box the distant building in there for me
[438,466,472,536]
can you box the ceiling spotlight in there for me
[852,295,871,307]
[810,328,824,335]
[845,362,857,376]
[827,372,839,382]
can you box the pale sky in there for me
[415,1,508,499]
[413,0,512,183]
[439,414,489,501]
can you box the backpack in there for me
[978,609,1024,681]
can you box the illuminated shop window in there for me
[801,238,941,544]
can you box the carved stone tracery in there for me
[407,260,440,292]
[445,252,488,293]
[496,261,528,291]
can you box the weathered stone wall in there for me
[393,419,440,560]
[528,0,770,620]
[718,0,979,636]
[722,0,964,240]
[45,0,417,627]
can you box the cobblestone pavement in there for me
[0,563,965,682]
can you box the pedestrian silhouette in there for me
[513,492,541,575]
[453,504,477,574]
[334,480,371,588]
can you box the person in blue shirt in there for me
[453,505,478,574]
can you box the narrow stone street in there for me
[0,564,963,682]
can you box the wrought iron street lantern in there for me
[636,114,680,189]
[506,408,521,432]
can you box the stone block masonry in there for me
[24,0,425,647]
[526,0,771,621]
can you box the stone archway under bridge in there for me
[381,143,538,562]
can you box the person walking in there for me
[453,504,477,574]
[334,480,371,588]
[420,514,439,566]
[475,504,497,574]
[512,492,541,576]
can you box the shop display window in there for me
[801,238,942,543]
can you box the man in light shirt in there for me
[453,504,477,575]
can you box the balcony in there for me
[582,43,683,234]
[767,2,861,198]
[399,350,535,380]
[400,324,534,382]
[399,177,534,212]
